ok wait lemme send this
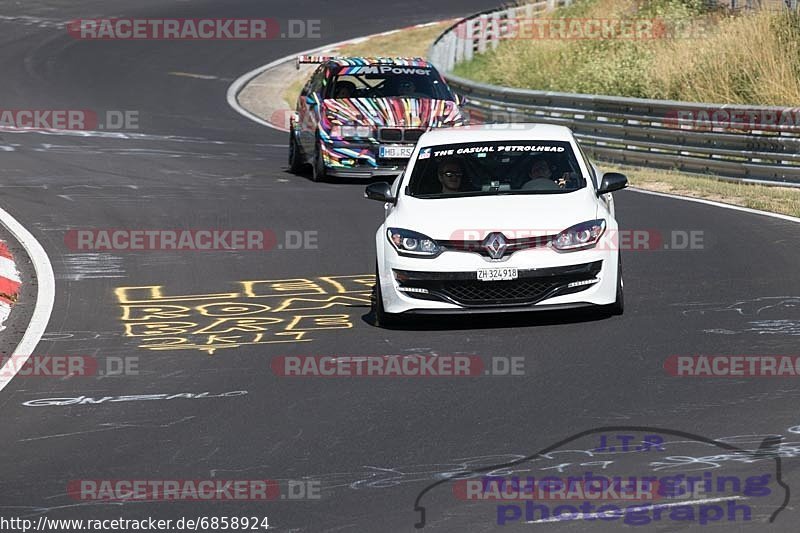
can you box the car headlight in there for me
[552,219,606,251]
[333,125,373,138]
[387,228,441,257]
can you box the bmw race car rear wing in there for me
[295,55,430,69]
[295,55,339,69]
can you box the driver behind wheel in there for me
[437,158,464,194]
[397,80,416,96]
[333,80,356,99]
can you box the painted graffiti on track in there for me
[115,274,373,354]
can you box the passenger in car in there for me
[520,155,569,190]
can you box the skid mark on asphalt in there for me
[744,320,800,335]
[3,128,224,143]
[0,502,129,520]
[56,253,125,280]
[19,416,197,442]
[0,15,67,29]
[206,431,800,492]
[1,128,284,148]
[679,296,800,317]
[34,145,270,161]
[168,71,231,81]
[702,321,800,336]
[679,296,800,336]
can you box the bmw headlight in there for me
[552,219,606,251]
[387,228,441,257]
[334,125,373,138]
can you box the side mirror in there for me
[305,95,317,106]
[597,172,628,195]
[364,182,395,203]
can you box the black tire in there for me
[311,141,327,182]
[372,263,399,327]
[606,254,624,316]
[288,130,304,174]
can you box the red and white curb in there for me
[0,240,21,332]
[0,204,55,394]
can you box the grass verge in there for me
[452,0,800,106]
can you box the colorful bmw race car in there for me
[288,56,465,181]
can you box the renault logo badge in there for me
[483,233,508,259]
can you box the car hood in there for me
[390,189,599,240]
[321,97,462,128]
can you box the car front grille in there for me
[439,279,563,305]
[402,128,425,142]
[379,128,403,142]
[394,261,602,307]
[378,127,426,143]
[439,234,554,258]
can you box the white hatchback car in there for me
[365,124,627,326]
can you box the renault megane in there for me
[364,124,628,326]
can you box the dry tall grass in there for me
[648,10,800,103]
[456,0,800,105]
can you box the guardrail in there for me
[428,2,800,185]
[727,0,799,11]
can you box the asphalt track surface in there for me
[1,1,800,532]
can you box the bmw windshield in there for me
[407,141,587,198]
[325,65,454,100]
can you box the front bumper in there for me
[401,302,597,315]
[377,242,619,315]
[320,139,410,178]
[393,261,602,308]
[327,166,404,179]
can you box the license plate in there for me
[379,145,414,159]
[477,268,518,281]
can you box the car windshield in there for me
[326,64,454,100]
[407,141,587,198]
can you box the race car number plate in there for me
[477,267,518,281]
[379,145,414,159]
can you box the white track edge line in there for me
[629,187,800,224]
[0,205,56,393]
